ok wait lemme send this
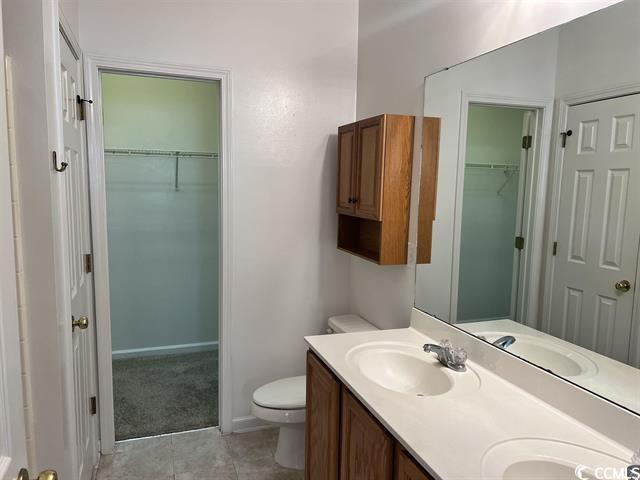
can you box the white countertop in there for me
[305,327,633,480]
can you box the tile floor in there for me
[96,427,304,480]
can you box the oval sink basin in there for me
[346,342,480,396]
[482,438,630,480]
[476,332,598,378]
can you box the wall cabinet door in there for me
[354,116,384,220]
[305,351,341,480]
[395,445,434,480]
[340,388,393,480]
[337,123,358,215]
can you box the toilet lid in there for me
[253,375,306,410]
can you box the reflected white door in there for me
[0,11,27,477]
[549,94,640,363]
[60,33,99,480]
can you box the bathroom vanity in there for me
[305,349,432,480]
[304,309,636,480]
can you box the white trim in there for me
[112,341,219,360]
[84,53,233,453]
[231,416,270,434]
[449,93,554,328]
[541,83,640,338]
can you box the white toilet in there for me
[251,314,378,470]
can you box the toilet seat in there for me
[252,402,306,424]
[253,375,306,410]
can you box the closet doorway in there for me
[85,61,230,450]
[102,72,220,440]
[456,103,538,324]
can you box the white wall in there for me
[352,0,622,329]
[79,0,358,427]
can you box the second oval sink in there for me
[346,341,480,396]
[476,332,598,378]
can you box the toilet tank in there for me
[327,314,378,334]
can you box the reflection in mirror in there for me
[415,0,640,413]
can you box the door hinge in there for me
[84,253,93,273]
[522,135,532,150]
[560,129,573,148]
[90,396,97,415]
[515,236,525,250]
[76,95,93,121]
[552,241,558,256]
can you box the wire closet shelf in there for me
[104,148,218,190]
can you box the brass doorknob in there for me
[18,468,58,480]
[615,280,631,292]
[72,315,89,331]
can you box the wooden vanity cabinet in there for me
[305,351,341,480]
[305,351,435,480]
[394,446,434,480]
[340,388,394,479]
[336,114,414,265]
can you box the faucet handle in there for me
[439,339,452,350]
[451,347,467,366]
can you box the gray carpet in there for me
[113,350,218,440]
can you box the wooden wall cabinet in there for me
[337,114,414,265]
[305,351,435,480]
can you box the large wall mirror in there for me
[415,0,640,413]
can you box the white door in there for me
[0,54,27,480]
[60,32,99,480]
[549,94,640,363]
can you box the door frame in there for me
[450,93,554,327]
[83,54,233,453]
[541,83,640,359]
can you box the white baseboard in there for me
[112,340,219,360]
[231,415,271,433]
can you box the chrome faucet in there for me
[423,339,467,372]
[492,335,516,349]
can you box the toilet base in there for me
[274,423,305,470]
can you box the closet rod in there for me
[465,162,519,170]
[104,148,217,159]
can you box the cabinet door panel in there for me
[395,445,434,480]
[355,117,384,220]
[340,388,393,480]
[305,351,341,480]
[337,123,357,215]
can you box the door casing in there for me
[83,54,233,453]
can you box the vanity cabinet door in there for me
[337,122,358,215]
[394,445,434,480]
[305,351,341,480]
[340,388,393,480]
[354,115,384,220]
